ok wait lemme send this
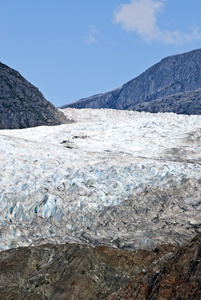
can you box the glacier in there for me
[0,108,201,251]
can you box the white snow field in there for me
[0,108,201,250]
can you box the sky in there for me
[1,0,201,107]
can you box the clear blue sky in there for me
[1,0,201,107]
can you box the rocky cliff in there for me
[61,49,201,113]
[0,62,68,129]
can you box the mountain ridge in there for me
[61,48,201,113]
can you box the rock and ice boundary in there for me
[0,108,201,251]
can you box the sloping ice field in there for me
[0,108,201,250]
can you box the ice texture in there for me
[0,108,201,250]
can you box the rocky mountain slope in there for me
[0,233,201,299]
[61,49,201,113]
[0,62,68,129]
[133,87,201,114]
[0,108,201,252]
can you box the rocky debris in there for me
[0,62,69,129]
[106,232,201,300]
[0,108,201,251]
[61,49,201,113]
[0,241,177,299]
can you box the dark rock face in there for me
[62,49,201,113]
[1,233,201,299]
[0,242,176,299]
[0,62,68,129]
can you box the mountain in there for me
[0,233,201,299]
[61,49,201,113]
[0,108,201,252]
[0,62,69,129]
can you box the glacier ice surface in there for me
[0,108,201,250]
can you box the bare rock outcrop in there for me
[0,241,177,299]
[1,233,201,299]
[0,62,69,129]
[106,232,201,300]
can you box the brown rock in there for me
[1,233,201,299]
[0,242,176,299]
[106,233,201,300]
